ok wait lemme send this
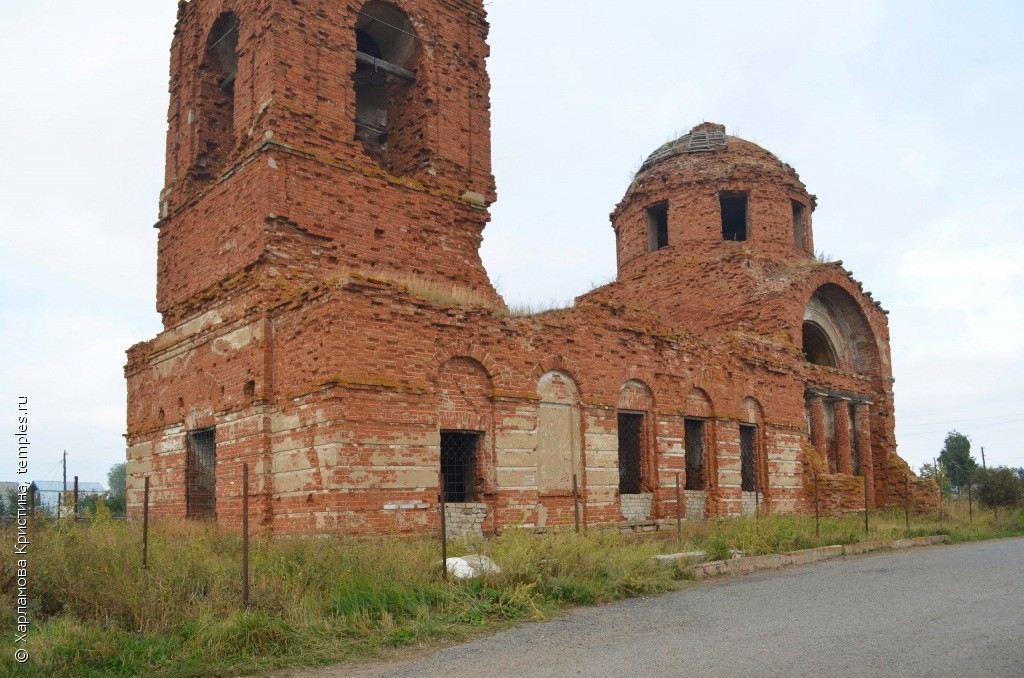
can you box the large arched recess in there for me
[802,284,880,374]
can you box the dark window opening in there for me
[617,412,644,494]
[684,418,705,491]
[792,200,806,250]
[354,2,417,171]
[192,12,239,182]
[740,424,757,492]
[646,203,669,252]
[720,192,748,241]
[186,428,217,520]
[440,431,480,503]
[803,321,838,368]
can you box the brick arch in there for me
[802,283,880,375]
[430,344,506,390]
[529,355,589,401]
[741,396,766,425]
[436,356,493,432]
[617,379,655,412]
[684,387,714,418]
[797,268,889,373]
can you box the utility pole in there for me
[63,450,68,493]
[980,446,986,470]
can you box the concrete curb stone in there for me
[663,534,949,579]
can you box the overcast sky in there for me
[1,0,1021,486]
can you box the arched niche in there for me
[617,380,655,497]
[739,397,766,501]
[437,357,492,503]
[353,2,425,175]
[192,12,240,181]
[536,370,581,494]
[803,284,879,374]
[683,388,713,492]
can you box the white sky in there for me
[1,0,1022,486]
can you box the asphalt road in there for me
[331,537,1024,678]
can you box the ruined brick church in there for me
[126,0,932,535]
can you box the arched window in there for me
[354,3,417,169]
[192,13,240,181]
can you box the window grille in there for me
[740,424,757,492]
[685,419,705,491]
[440,431,480,503]
[186,428,217,520]
[617,412,645,494]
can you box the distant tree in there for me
[105,462,127,517]
[938,431,977,491]
[0,488,19,518]
[919,462,951,494]
[974,467,1022,509]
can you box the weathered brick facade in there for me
[125,0,935,535]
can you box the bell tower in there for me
[156,0,500,325]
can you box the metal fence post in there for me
[675,473,682,535]
[143,476,150,570]
[967,475,973,523]
[74,476,79,521]
[864,476,869,536]
[439,474,448,581]
[814,469,820,539]
[904,474,910,530]
[572,474,580,534]
[242,463,250,608]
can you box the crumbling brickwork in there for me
[126,0,935,535]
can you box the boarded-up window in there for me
[740,424,757,492]
[186,428,216,520]
[538,403,576,493]
[685,419,705,490]
[440,431,480,503]
[617,412,644,494]
[537,371,580,494]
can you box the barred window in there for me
[186,428,217,519]
[440,431,480,503]
[685,418,705,491]
[740,424,757,492]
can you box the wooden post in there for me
[439,475,448,581]
[904,474,910,530]
[57,493,61,521]
[142,476,150,570]
[242,463,250,608]
[572,474,580,534]
[73,476,79,521]
[814,469,820,538]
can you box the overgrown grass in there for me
[2,503,1020,676]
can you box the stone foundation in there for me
[620,493,654,522]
